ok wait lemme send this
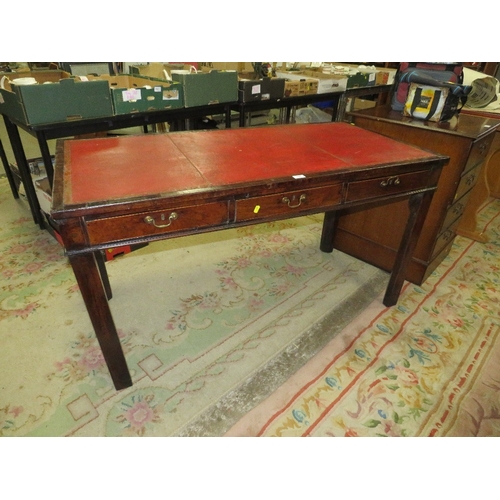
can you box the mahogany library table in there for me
[50,122,447,390]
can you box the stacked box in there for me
[334,64,376,87]
[275,71,319,96]
[283,79,318,97]
[311,65,370,89]
[131,66,238,107]
[337,65,396,86]
[328,64,396,88]
[238,73,285,102]
[86,74,184,114]
[300,70,347,93]
[0,70,113,125]
[346,71,371,88]
[129,63,191,80]
[375,67,397,85]
[171,70,238,107]
[200,62,254,73]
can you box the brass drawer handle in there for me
[442,230,453,241]
[282,194,306,208]
[380,176,401,187]
[144,212,178,228]
[466,173,477,186]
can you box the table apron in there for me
[62,185,438,256]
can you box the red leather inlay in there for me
[68,135,209,204]
[64,123,437,206]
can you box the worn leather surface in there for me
[64,122,437,205]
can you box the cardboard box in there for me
[346,71,371,88]
[275,70,312,81]
[86,74,184,114]
[0,70,113,126]
[352,98,378,111]
[275,71,319,96]
[300,70,347,93]
[200,62,254,73]
[129,63,191,80]
[171,69,238,107]
[130,65,238,107]
[325,65,372,88]
[9,156,52,193]
[375,67,397,85]
[35,176,52,214]
[328,64,396,87]
[283,79,318,97]
[311,64,367,88]
[238,74,285,102]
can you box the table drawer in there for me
[463,134,495,174]
[345,170,430,203]
[85,201,229,244]
[236,184,342,222]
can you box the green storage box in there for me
[346,71,371,89]
[172,70,238,107]
[0,70,113,126]
[87,74,184,114]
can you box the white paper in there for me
[122,88,142,102]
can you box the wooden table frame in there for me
[50,123,446,390]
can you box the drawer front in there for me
[463,134,495,174]
[85,201,229,245]
[345,170,430,203]
[441,190,472,231]
[432,218,460,259]
[236,185,342,222]
[454,163,481,202]
[425,239,455,282]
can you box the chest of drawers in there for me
[338,105,500,285]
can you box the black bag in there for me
[391,62,464,111]
[403,82,471,122]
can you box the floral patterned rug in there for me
[0,177,386,437]
[226,198,500,437]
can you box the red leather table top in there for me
[59,122,438,206]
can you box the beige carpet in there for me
[226,197,500,437]
[0,176,387,436]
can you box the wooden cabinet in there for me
[335,105,500,285]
